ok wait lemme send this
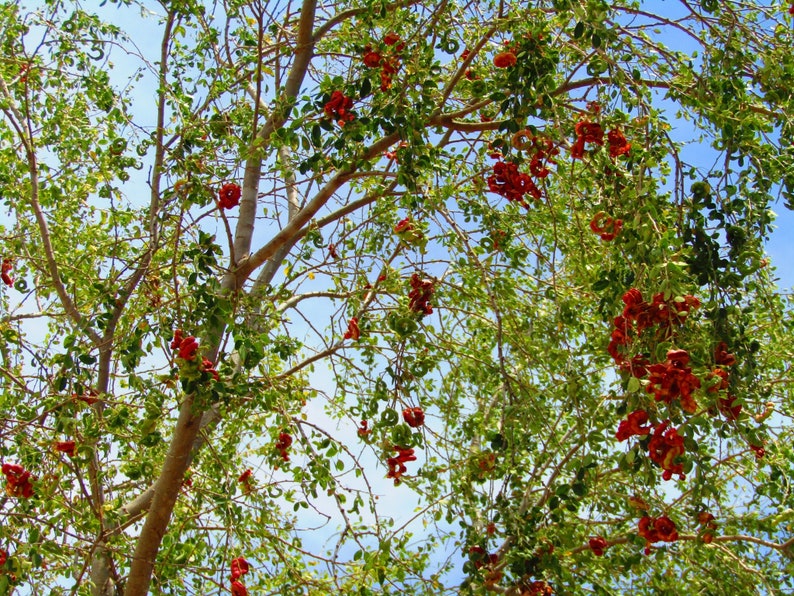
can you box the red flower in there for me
[218,183,241,210]
[707,367,730,393]
[231,557,250,581]
[383,33,401,46]
[524,580,554,595]
[386,446,416,485]
[357,420,371,437]
[589,212,623,241]
[571,120,604,159]
[324,91,355,126]
[408,273,434,315]
[607,129,631,158]
[55,440,77,457]
[201,357,219,380]
[697,512,717,543]
[714,341,736,366]
[619,354,650,378]
[379,56,402,91]
[362,49,382,68]
[588,536,608,556]
[647,420,686,480]
[402,407,425,428]
[275,432,293,461]
[344,317,360,341]
[0,548,6,566]
[575,120,604,144]
[650,292,700,330]
[2,462,34,498]
[718,395,742,420]
[487,161,541,207]
[654,516,679,542]
[615,410,652,441]
[394,217,413,234]
[238,469,252,483]
[327,243,338,259]
[177,335,199,361]
[231,581,248,596]
[638,515,678,550]
[646,349,701,414]
[170,329,184,351]
[493,51,517,68]
[460,49,471,61]
[750,444,765,459]
[1,258,13,287]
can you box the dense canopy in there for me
[1,0,794,594]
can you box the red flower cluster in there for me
[394,216,424,246]
[231,556,249,580]
[361,34,406,90]
[201,357,219,381]
[511,131,559,179]
[364,33,405,91]
[638,515,678,554]
[647,420,686,480]
[238,469,252,484]
[618,354,650,378]
[589,212,623,241]
[608,289,700,366]
[408,273,434,315]
[717,394,742,420]
[588,536,608,556]
[714,341,737,366]
[394,217,413,234]
[0,548,6,566]
[171,330,199,361]
[571,120,604,159]
[324,91,355,126]
[522,580,554,595]
[615,409,652,441]
[646,349,701,414]
[357,419,371,437]
[607,129,631,158]
[487,161,541,207]
[708,342,741,419]
[1,258,12,287]
[275,432,292,462]
[363,49,382,67]
[617,414,686,481]
[493,51,517,68]
[386,446,416,485]
[403,407,425,428]
[55,440,77,457]
[218,183,241,210]
[383,32,401,46]
[2,463,34,498]
[697,511,718,544]
[344,317,360,341]
[230,556,250,596]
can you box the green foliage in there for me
[0,1,793,595]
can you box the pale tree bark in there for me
[123,1,318,593]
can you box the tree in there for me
[1,0,793,593]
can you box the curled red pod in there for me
[402,407,425,428]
